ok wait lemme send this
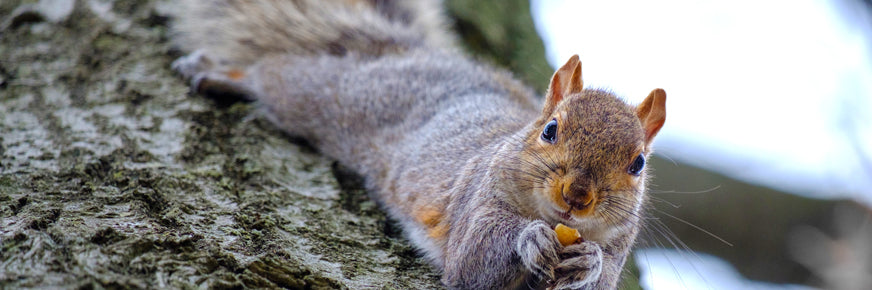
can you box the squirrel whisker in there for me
[168,1,669,287]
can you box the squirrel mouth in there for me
[556,206,573,220]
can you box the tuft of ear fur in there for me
[636,88,667,144]
[543,55,584,116]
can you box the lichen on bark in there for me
[0,0,444,288]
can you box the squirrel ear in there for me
[636,88,667,144]
[543,55,583,115]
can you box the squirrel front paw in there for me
[516,220,561,282]
[553,241,603,289]
[516,221,604,289]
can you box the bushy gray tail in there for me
[170,0,455,66]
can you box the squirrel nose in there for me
[563,183,596,210]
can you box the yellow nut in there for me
[555,223,581,246]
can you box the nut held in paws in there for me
[554,223,582,246]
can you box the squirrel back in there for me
[170,1,668,289]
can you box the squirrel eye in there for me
[628,154,646,176]
[541,119,558,143]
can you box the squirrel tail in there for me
[170,0,456,66]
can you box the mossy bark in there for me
[0,0,445,288]
[3,0,854,288]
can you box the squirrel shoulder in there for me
[169,1,667,288]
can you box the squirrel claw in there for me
[171,49,214,81]
[552,241,603,289]
[517,220,561,281]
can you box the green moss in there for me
[446,0,552,93]
[0,175,14,188]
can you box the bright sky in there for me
[532,0,872,207]
[532,1,872,288]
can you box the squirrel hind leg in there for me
[171,50,213,81]
[172,50,259,104]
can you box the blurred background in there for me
[1,0,869,288]
[532,0,872,289]
[446,0,871,288]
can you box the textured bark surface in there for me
[0,0,441,288]
[3,0,859,289]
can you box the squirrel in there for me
[169,0,667,289]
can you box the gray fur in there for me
[555,241,604,289]
[517,220,561,282]
[171,0,456,67]
[171,1,653,289]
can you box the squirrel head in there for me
[514,55,666,234]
